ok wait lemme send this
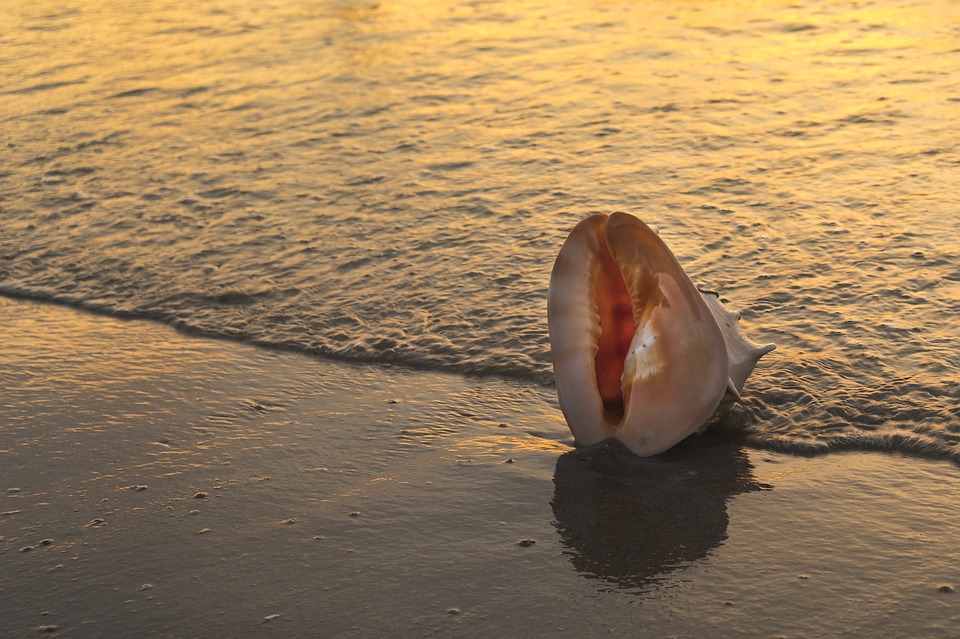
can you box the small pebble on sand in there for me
[37,625,59,633]
[447,608,460,615]
[193,492,208,499]
[516,538,536,547]
[39,538,53,546]
[938,584,955,593]
[280,518,297,525]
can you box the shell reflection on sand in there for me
[552,434,762,591]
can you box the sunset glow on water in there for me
[2,0,958,459]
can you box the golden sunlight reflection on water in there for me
[8,0,957,224]
[2,0,959,458]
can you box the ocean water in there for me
[1,0,958,460]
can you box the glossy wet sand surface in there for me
[2,298,956,637]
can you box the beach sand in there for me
[1,296,957,638]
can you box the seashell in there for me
[547,212,775,456]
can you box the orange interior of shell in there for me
[592,221,635,423]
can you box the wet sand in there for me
[1,296,957,638]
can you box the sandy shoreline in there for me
[1,296,957,638]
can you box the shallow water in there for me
[1,0,958,459]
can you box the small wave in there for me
[745,430,959,465]
[775,23,818,33]
[0,285,553,386]
[427,161,474,171]
[4,79,86,95]
[1,291,955,467]
[110,87,159,99]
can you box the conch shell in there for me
[547,212,775,456]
